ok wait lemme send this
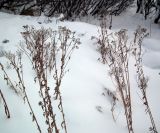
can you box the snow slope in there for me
[0,4,160,133]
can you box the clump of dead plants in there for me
[95,20,157,133]
[0,25,80,133]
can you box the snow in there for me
[142,38,160,69]
[0,3,160,133]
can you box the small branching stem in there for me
[0,63,19,94]
[3,52,42,133]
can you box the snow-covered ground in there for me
[0,4,160,133]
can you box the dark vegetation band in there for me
[0,0,134,18]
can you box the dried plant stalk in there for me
[96,21,133,133]
[132,26,157,133]
[1,51,42,133]
[53,26,80,132]
[21,25,80,133]
[0,25,79,133]
[103,88,119,122]
[0,61,19,94]
[96,21,158,133]
[0,89,10,118]
[21,26,59,133]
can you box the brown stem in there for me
[0,89,10,118]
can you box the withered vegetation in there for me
[0,26,80,133]
[95,19,157,133]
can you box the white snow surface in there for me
[0,4,160,133]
